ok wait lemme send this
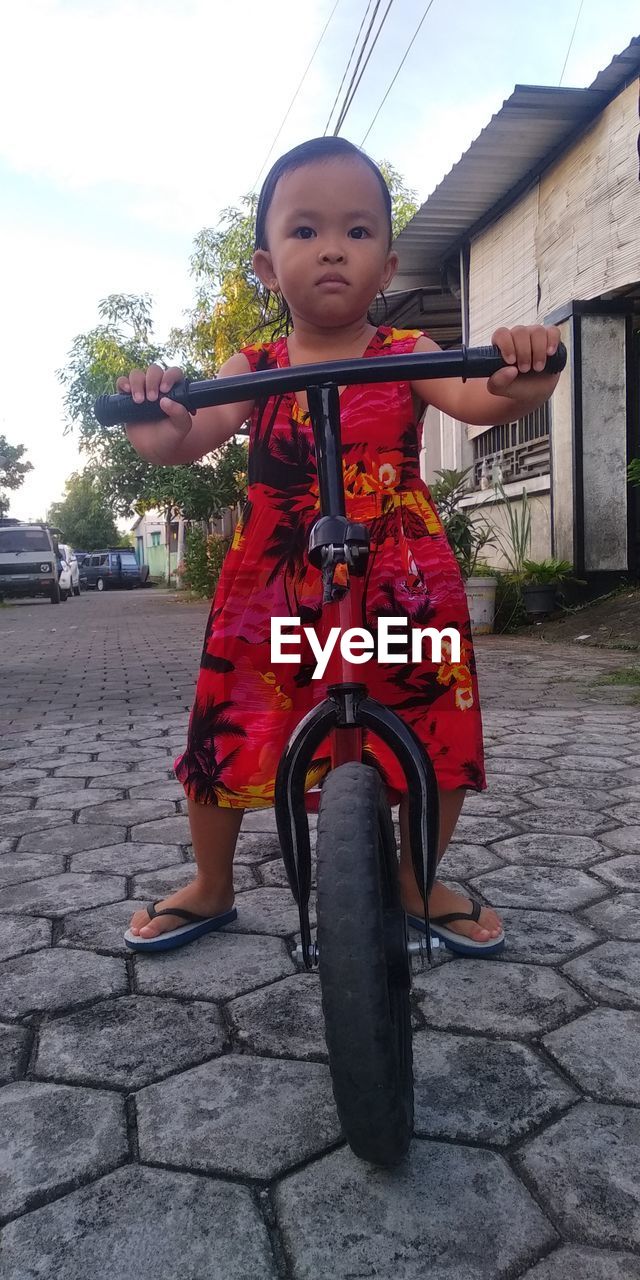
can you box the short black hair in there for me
[255,135,393,251]
[252,136,393,334]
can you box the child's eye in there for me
[349,226,370,239]
[294,226,316,239]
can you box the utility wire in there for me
[334,0,396,135]
[323,0,375,135]
[251,0,342,193]
[360,0,436,145]
[331,0,383,135]
[558,0,584,86]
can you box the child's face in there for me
[253,158,398,329]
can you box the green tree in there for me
[0,435,33,517]
[46,470,121,550]
[59,294,248,583]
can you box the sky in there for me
[1,0,638,523]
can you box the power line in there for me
[360,0,436,145]
[558,0,584,86]
[334,0,396,135]
[251,0,342,193]
[324,0,375,135]
[331,0,383,135]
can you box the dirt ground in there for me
[513,584,640,652]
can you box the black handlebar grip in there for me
[94,380,190,427]
[474,342,567,375]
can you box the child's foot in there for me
[401,880,503,943]
[128,880,235,941]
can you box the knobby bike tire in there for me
[316,761,413,1166]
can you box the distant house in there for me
[381,38,640,590]
[131,504,243,583]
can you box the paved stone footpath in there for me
[1,590,639,1279]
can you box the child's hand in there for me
[487,325,562,395]
[116,364,192,441]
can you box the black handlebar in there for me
[93,342,567,428]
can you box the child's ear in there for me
[253,249,278,292]
[381,251,399,292]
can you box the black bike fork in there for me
[273,683,440,968]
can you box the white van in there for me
[0,519,64,604]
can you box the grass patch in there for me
[592,666,640,686]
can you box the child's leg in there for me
[128,800,244,940]
[398,788,502,942]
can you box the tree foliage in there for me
[59,294,247,527]
[46,470,121,549]
[0,435,33,518]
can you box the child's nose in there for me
[319,247,345,262]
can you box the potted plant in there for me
[430,467,499,634]
[512,557,586,619]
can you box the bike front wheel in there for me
[316,761,413,1166]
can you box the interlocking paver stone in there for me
[498,806,613,835]
[0,852,65,887]
[0,1023,29,1084]
[228,973,326,1060]
[0,807,72,835]
[0,1165,278,1280]
[593,855,640,889]
[273,1142,557,1280]
[411,1030,578,1144]
[436,842,505,880]
[131,815,191,843]
[70,840,183,874]
[78,798,177,825]
[35,995,227,1088]
[562,942,640,1008]
[132,859,257,898]
[493,909,599,964]
[543,1008,640,1103]
[17,822,127,854]
[0,948,127,1019]
[59,898,160,951]
[487,832,603,867]
[413,962,588,1035]
[0,913,51,962]
[521,1246,640,1279]
[228,886,317,936]
[528,785,623,810]
[471,864,607,911]
[134,930,296,1001]
[136,1054,340,1178]
[516,1102,640,1249]
[599,825,640,855]
[0,1080,127,1221]
[580,892,640,939]
[450,814,520,843]
[0,871,126,917]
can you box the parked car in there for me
[58,543,82,596]
[83,548,150,591]
[74,552,89,588]
[57,554,73,602]
[0,518,63,603]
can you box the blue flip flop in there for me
[407,896,505,957]
[124,900,238,953]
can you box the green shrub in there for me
[180,527,231,598]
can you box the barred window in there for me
[472,402,550,489]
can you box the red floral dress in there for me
[174,326,487,808]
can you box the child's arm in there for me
[120,353,254,465]
[410,325,562,426]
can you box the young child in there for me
[122,136,561,956]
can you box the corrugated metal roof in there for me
[391,37,640,291]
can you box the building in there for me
[381,38,640,590]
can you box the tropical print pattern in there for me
[174,326,487,808]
